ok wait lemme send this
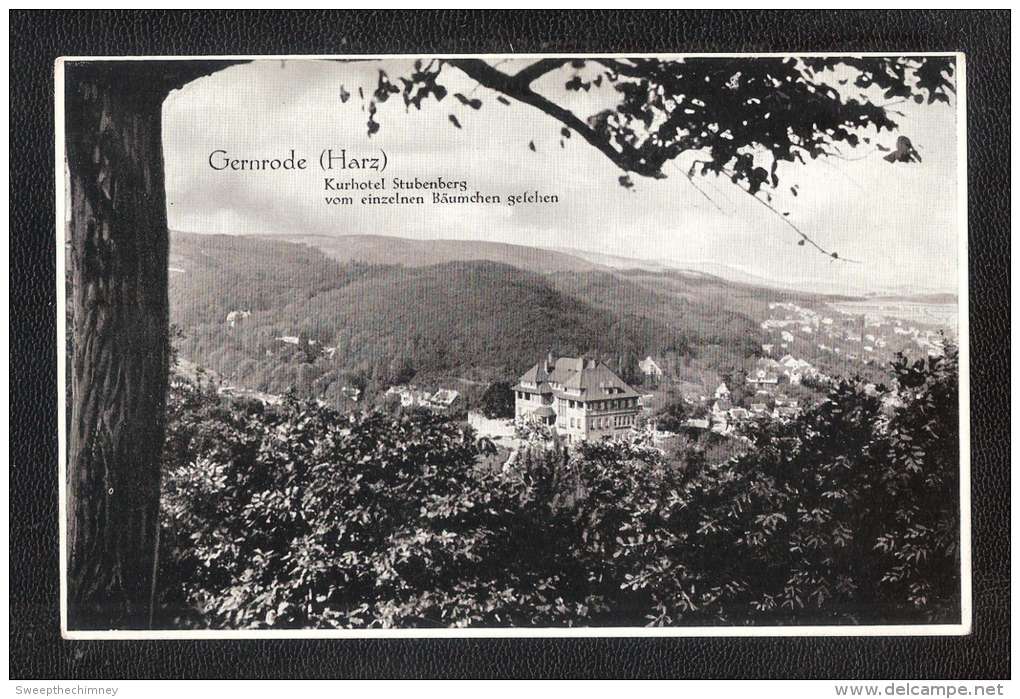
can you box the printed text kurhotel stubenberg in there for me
[207,148,560,207]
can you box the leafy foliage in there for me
[654,400,688,434]
[367,56,953,188]
[359,56,954,258]
[160,388,591,628]
[160,344,960,628]
[589,346,962,626]
[479,381,515,419]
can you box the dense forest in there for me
[157,343,961,629]
[168,232,778,403]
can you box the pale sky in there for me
[162,58,961,295]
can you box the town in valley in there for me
[171,231,956,465]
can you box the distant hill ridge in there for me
[258,233,605,274]
[261,233,949,299]
[167,232,763,392]
[172,230,955,302]
[165,232,951,399]
[257,232,801,292]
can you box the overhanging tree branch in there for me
[511,58,573,87]
[447,58,665,177]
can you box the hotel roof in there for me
[516,355,640,401]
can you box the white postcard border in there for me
[54,51,972,640]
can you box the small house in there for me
[426,388,462,412]
[638,356,665,383]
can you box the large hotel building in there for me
[513,353,641,442]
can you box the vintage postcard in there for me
[56,53,969,638]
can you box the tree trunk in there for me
[65,66,171,629]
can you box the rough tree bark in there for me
[64,63,174,629]
[63,61,242,629]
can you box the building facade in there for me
[514,353,641,443]
[638,356,664,383]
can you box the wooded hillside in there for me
[168,232,813,403]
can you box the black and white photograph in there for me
[57,52,969,637]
